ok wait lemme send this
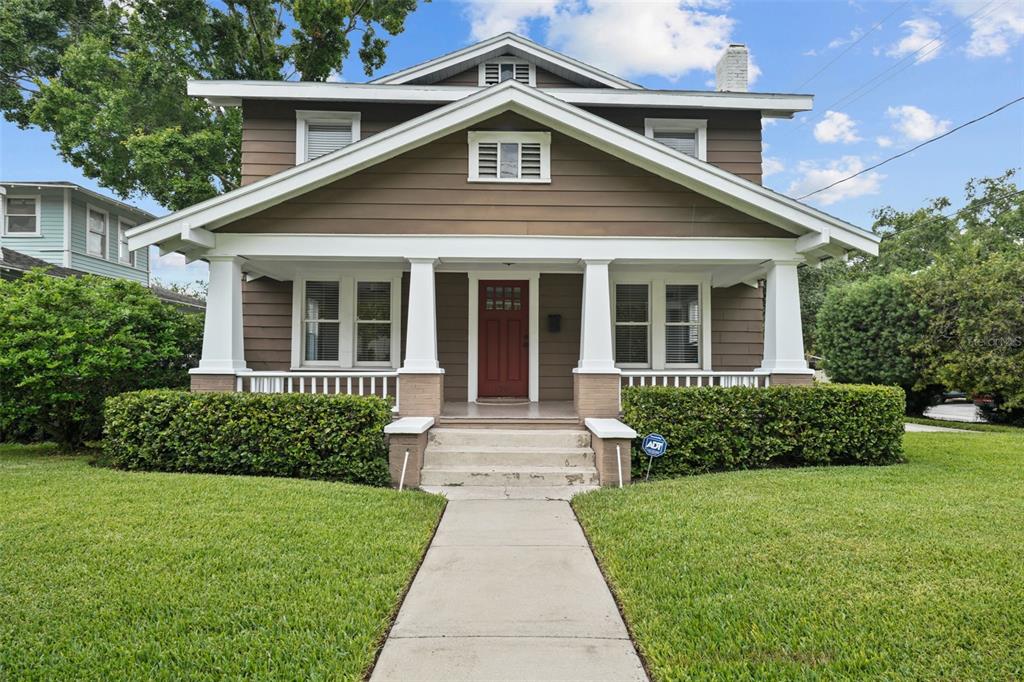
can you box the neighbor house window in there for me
[295,110,361,163]
[3,196,40,235]
[468,131,550,182]
[303,281,340,363]
[644,118,708,160]
[479,59,534,86]
[355,281,392,365]
[665,284,701,366]
[118,220,136,266]
[614,284,650,366]
[87,207,108,257]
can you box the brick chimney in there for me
[715,44,749,92]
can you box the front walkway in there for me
[371,491,647,681]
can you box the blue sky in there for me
[2,0,1021,285]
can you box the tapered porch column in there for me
[399,258,444,416]
[574,259,621,417]
[759,260,813,384]
[190,255,247,392]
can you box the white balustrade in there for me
[236,371,400,410]
[620,370,769,388]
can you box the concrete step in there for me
[428,428,591,449]
[423,446,595,468]
[419,465,600,487]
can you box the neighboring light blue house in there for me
[1,181,155,284]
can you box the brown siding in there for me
[710,284,764,371]
[243,278,292,370]
[539,274,582,401]
[224,113,787,238]
[432,65,581,88]
[401,272,468,402]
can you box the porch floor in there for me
[441,401,577,419]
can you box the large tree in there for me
[1,0,421,210]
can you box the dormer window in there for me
[468,132,550,183]
[295,110,361,163]
[479,59,535,86]
[644,118,708,161]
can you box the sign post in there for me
[640,433,667,482]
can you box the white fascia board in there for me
[187,80,812,117]
[130,80,876,256]
[368,32,640,89]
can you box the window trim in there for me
[295,110,362,164]
[477,58,536,86]
[612,281,651,369]
[85,203,109,258]
[643,118,708,161]
[3,195,41,236]
[467,131,551,183]
[118,218,138,267]
[353,279,397,367]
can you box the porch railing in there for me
[236,371,400,410]
[621,370,769,388]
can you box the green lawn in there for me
[574,432,1024,681]
[0,444,445,680]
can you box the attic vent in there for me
[480,60,533,86]
[653,131,697,157]
[468,131,551,183]
[295,111,361,164]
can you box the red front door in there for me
[478,280,529,398]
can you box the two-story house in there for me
[127,34,879,488]
[1,181,152,284]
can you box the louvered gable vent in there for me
[470,133,550,182]
[306,122,353,161]
[654,131,697,158]
[481,60,532,85]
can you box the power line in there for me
[798,96,1024,200]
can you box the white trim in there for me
[2,194,41,237]
[467,130,551,183]
[118,218,138,266]
[295,110,362,164]
[478,58,535,86]
[62,189,71,266]
[85,203,109,258]
[644,118,708,162]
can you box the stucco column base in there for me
[388,432,427,488]
[190,373,237,393]
[398,372,444,417]
[592,436,632,486]
[769,372,815,386]
[573,372,621,418]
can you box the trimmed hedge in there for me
[103,390,392,485]
[622,383,905,478]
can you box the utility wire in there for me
[798,96,1024,200]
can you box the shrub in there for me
[622,383,905,478]
[103,390,392,485]
[0,271,202,447]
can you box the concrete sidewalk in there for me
[370,495,647,681]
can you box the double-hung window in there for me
[295,110,361,163]
[296,276,400,368]
[614,284,650,366]
[4,196,40,235]
[479,59,534,86]
[303,281,341,364]
[644,118,708,161]
[468,131,550,183]
[87,206,108,258]
[665,284,701,366]
[355,281,392,365]
[613,278,708,369]
[118,220,136,266]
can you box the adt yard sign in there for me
[642,433,667,458]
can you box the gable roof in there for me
[1,181,157,221]
[127,80,877,257]
[369,32,641,90]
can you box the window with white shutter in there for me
[644,118,707,160]
[355,281,392,365]
[479,59,534,86]
[665,284,701,365]
[468,131,550,182]
[614,284,650,366]
[295,111,361,163]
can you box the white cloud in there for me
[886,18,943,63]
[152,249,209,286]
[876,135,893,148]
[944,0,1024,57]
[886,104,952,141]
[763,156,785,177]
[786,156,885,206]
[461,0,758,84]
[813,110,862,143]
[828,27,864,49]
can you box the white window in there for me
[479,59,534,86]
[614,284,650,366]
[295,110,361,164]
[118,219,136,266]
[665,284,701,366]
[87,206,108,258]
[355,281,392,365]
[468,131,551,183]
[3,196,40,235]
[303,281,341,364]
[644,118,708,161]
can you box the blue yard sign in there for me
[641,433,668,481]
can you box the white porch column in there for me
[759,260,811,374]
[402,258,440,373]
[193,255,248,373]
[577,259,617,373]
